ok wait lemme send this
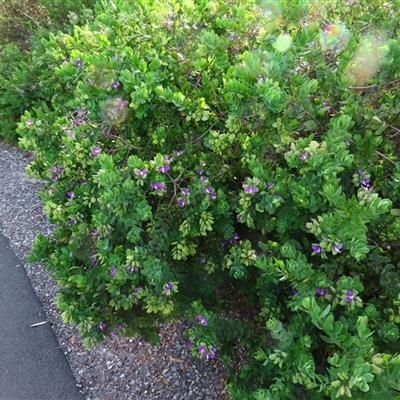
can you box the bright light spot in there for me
[255,0,282,16]
[88,62,117,88]
[100,97,129,125]
[345,31,389,86]
[320,23,351,52]
[274,33,292,52]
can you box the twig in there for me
[384,121,400,137]
[17,9,42,27]
[30,320,49,327]
[192,120,220,143]
[375,150,396,166]
[349,78,400,91]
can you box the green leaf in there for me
[320,304,331,319]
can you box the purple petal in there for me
[312,244,321,253]
[157,165,170,173]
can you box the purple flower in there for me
[197,315,208,326]
[26,118,33,125]
[345,289,354,302]
[134,168,148,176]
[127,265,138,272]
[292,288,298,295]
[316,287,329,295]
[67,219,77,226]
[91,146,101,156]
[177,198,187,206]
[221,240,228,247]
[163,155,171,163]
[163,283,174,291]
[360,178,370,187]
[312,244,322,253]
[200,176,209,183]
[67,191,75,198]
[333,243,343,252]
[198,346,216,359]
[98,322,106,330]
[76,59,84,67]
[92,228,98,235]
[199,257,206,263]
[182,188,190,196]
[358,169,365,175]
[134,287,141,294]
[233,232,239,240]
[112,81,119,88]
[243,185,258,194]
[187,341,193,348]
[267,182,274,189]
[88,79,95,85]
[301,152,308,160]
[210,191,217,200]
[109,330,116,336]
[237,215,243,222]
[50,164,63,180]
[173,150,184,156]
[150,182,167,191]
[157,165,170,173]
[197,169,204,175]
[203,187,214,194]
[116,323,123,329]
[110,266,118,277]
[209,348,217,359]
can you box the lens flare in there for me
[320,23,350,52]
[88,62,117,89]
[100,97,129,125]
[256,0,281,14]
[345,31,389,86]
[273,33,292,52]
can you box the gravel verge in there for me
[0,140,231,400]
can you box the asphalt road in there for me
[0,231,84,400]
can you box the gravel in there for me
[0,141,231,400]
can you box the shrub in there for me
[18,0,400,398]
[0,1,96,143]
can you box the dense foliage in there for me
[0,0,96,50]
[10,0,400,398]
[0,0,95,142]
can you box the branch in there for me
[349,78,400,91]
[375,150,396,166]
[17,9,41,27]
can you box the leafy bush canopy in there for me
[0,0,96,142]
[16,0,400,398]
